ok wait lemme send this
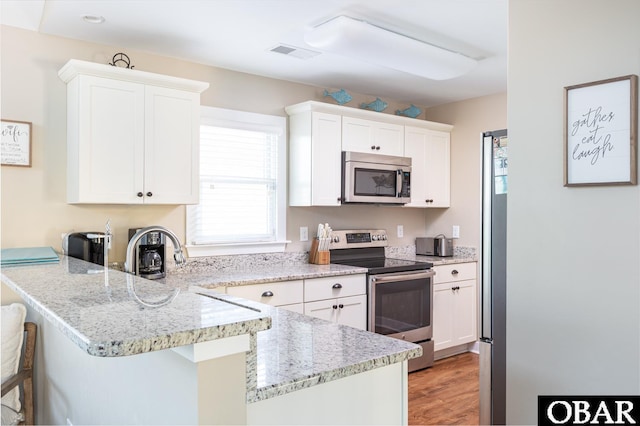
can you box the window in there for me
[186,107,288,256]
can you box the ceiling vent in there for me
[269,44,321,60]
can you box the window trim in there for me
[186,106,289,257]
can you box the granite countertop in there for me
[194,289,421,403]
[1,254,420,403]
[169,262,368,289]
[0,255,272,356]
[415,254,478,265]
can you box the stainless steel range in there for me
[330,229,435,371]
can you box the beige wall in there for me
[507,1,640,423]
[423,92,507,249]
[0,25,505,267]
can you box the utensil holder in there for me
[309,239,330,265]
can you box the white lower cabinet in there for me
[304,295,367,330]
[226,280,304,313]
[303,275,367,330]
[224,274,367,328]
[432,262,477,352]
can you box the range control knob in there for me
[333,236,340,243]
[372,234,379,241]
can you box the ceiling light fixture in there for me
[304,16,477,81]
[82,15,105,24]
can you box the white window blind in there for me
[186,107,287,255]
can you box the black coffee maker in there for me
[128,228,166,279]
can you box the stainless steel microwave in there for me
[341,151,411,204]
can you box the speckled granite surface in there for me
[2,254,419,403]
[1,256,271,357]
[169,262,367,289]
[198,291,422,403]
[388,245,477,265]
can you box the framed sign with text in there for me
[564,75,638,186]
[1,119,32,167]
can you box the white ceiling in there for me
[1,0,507,108]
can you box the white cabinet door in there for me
[62,61,206,205]
[403,126,450,208]
[453,280,477,345]
[303,295,367,330]
[144,86,200,204]
[289,111,342,206]
[432,263,477,352]
[342,116,404,156]
[335,294,367,330]
[424,130,451,207]
[68,75,145,204]
[433,283,455,351]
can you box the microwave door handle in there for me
[396,169,402,197]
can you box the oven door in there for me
[368,269,435,342]
[343,159,411,204]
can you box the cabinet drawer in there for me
[433,262,476,284]
[226,280,303,306]
[304,274,366,302]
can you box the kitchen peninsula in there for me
[1,255,421,425]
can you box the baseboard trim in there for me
[434,341,478,360]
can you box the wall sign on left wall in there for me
[1,119,31,167]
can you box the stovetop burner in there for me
[328,229,432,274]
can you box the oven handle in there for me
[370,269,435,284]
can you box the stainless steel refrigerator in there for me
[479,129,508,425]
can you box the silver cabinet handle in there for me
[332,283,342,289]
[261,291,274,297]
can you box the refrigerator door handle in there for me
[481,134,494,340]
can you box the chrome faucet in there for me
[124,226,186,275]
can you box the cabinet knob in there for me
[146,192,153,197]
[332,283,342,289]
[371,145,376,150]
[338,304,344,309]
[451,270,459,275]
[332,304,338,310]
[261,291,274,297]
[375,146,381,150]
[137,192,143,197]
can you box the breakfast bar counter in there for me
[1,255,420,425]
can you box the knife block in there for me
[309,239,330,265]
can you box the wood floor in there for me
[408,352,479,425]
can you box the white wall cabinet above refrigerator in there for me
[404,126,451,208]
[58,59,209,204]
[285,101,452,207]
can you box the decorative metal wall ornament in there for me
[360,97,388,112]
[323,89,352,105]
[395,104,422,118]
[109,53,135,69]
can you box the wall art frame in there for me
[564,74,638,186]
[1,119,32,167]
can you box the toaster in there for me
[416,236,454,257]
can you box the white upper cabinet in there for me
[288,110,342,206]
[59,59,209,204]
[404,126,451,208]
[285,101,452,207]
[342,116,404,156]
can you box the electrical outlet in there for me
[397,225,404,238]
[300,226,308,242]
[452,225,460,238]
